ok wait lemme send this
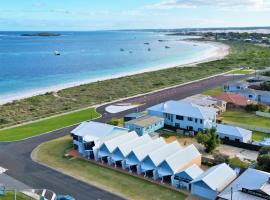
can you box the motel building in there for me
[156,144,201,184]
[124,137,166,174]
[70,121,128,159]
[97,131,138,163]
[110,134,152,168]
[190,163,237,200]
[140,141,182,180]
[147,100,217,132]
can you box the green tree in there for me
[257,146,270,172]
[196,127,221,153]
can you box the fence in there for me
[221,139,261,151]
[256,111,270,118]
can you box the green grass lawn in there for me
[0,108,100,142]
[228,157,249,168]
[252,131,270,141]
[0,192,33,200]
[32,136,187,200]
[228,69,254,75]
[202,87,223,96]
[222,110,270,129]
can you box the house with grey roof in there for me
[124,115,164,136]
[147,100,217,132]
[191,163,237,200]
[216,124,252,143]
[172,164,204,190]
[218,168,270,200]
[235,88,270,105]
[71,121,129,159]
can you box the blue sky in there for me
[1,0,270,30]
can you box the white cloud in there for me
[147,0,270,11]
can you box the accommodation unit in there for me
[124,115,164,136]
[191,163,237,200]
[125,138,166,173]
[147,100,217,132]
[172,164,204,190]
[218,168,270,200]
[110,134,152,168]
[98,131,138,163]
[124,112,146,122]
[183,94,226,113]
[236,88,270,105]
[223,81,248,92]
[213,92,257,108]
[157,144,201,184]
[71,121,128,159]
[140,141,182,180]
[216,124,252,143]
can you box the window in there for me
[249,95,253,98]
[175,123,180,128]
[200,119,203,124]
[195,119,198,123]
[188,117,193,121]
[225,136,229,140]
[176,115,184,120]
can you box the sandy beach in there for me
[0,41,229,105]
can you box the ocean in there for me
[0,31,218,102]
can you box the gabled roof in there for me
[147,100,217,120]
[129,138,166,161]
[191,163,236,192]
[124,112,145,118]
[159,144,201,174]
[175,164,204,180]
[183,94,224,107]
[101,131,138,153]
[146,141,182,167]
[213,92,256,106]
[125,115,164,128]
[236,88,270,97]
[114,134,153,157]
[71,121,128,142]
[216,124,252,138]
[219,168,270,200]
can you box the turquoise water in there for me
[0,31,217,101]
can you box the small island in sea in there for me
[21,32,61,37]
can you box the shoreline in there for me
[0,41,229,105]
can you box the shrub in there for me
[196,128,221,153]
[245,104,259,112]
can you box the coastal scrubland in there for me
[1,41,270,129]
[32,136,187,200]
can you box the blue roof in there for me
[125,112,145,118]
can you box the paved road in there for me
[0,74,248,200]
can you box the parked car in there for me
[56,195,75,200]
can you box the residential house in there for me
[157,144,201,185]
[172,164,204,190]
[140,141,182,180]
[216,124,252,143]
[124,115,164,136]
[125,138,166,173]
[183,94,227,113]
[218,168,270,200]
[213,92,257,108]
[235,88,270,105]
[223,81,248,92]
[191,163,237,200]
[97,131,138,163]
[71,121,128,159]
[110,134,152,168]
[124,112,146,122]
[147,100,217,132]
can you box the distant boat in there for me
[193,44,197,47]
[54,51,60,55]
[120,48,124,52]
[129,51,133,54]
[148,48,151,51]
[144,42,150,45]
[158,40,164,42]
[165,46,170,49]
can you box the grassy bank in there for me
[0,108,99,142]
[0,192,33,200]
[1,41,270,128]
[32,136,187,200]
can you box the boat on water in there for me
[120,48,124,52]
[129,51,133,54]
[54,51,61,55]
[144,42,150,45]
[148,48,151,51]
[165,46,170,49]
